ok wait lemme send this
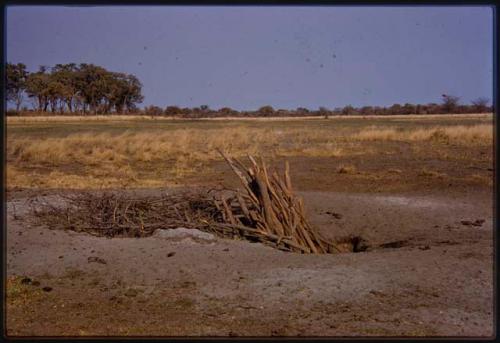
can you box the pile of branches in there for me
[29,191,222,238]
[29,153,348,254]
[214,150,344,253]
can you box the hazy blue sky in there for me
[6,6,494,110]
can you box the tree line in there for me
[6,62,143,114]
[146,95,492,118]
[6,62,492,117]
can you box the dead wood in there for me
[29,153,346,254]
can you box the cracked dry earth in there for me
[5,188,494,337]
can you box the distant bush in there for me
[6,110,19,116]
[258,106,275,117]
[144,105,163,116]
[471,97,490,113]
[164,106,181,116]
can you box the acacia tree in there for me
[318,106,330,118]
[341,105,355,115]
[471,97,490,113]
[122,74,144,113]
[77,64,106,114]
[296,107,309,116]
[52,63,79,113]
[441,94,460,113]
[402,103,416,115]
[258,105,275,117]
[217,107,237,117]
[25,66,50,112]
[144,105,163,116]
[46,81,65,113]
[6,62,28,112]
[359,106,373,116]
[164,106,181,116]
[25,63,144,115]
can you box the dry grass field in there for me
[5,113,495,337]
[6,113,493,190]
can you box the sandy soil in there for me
[5,187,494,337]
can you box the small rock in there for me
[461,220,473,226]
[167,252,176,257]
[223,248,229,252]
[88,256,107,264]
[20,277,32,285]
[42,286,53,292]
[379,240,407,249]
[124,289,138,297]
[369,290,385,297]
[58,255,64,259]
[419,245,430,250]
[325,211,343,219]
[153,228,216,242]
[472,219,485,227]
[181,281,196,288]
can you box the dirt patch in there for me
[5,187,493,337]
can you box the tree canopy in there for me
[7,62,143,114]
[6,63,28,112]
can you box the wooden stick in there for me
[221,196,237,225]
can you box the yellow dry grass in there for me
[6,112,492,123]
[6,115,176,123]
[337,164,357,174]
[7,164,165,189]
[6,122,493,189]
[418,168,447,178]
[6,127,344,188]
[7,127,345,166]
[353,124,492,144]
[15,122,487,169]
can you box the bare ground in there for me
[5,186,494,337]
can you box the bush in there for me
[6,110,19,116]
[164,106,181,116]
[144,106,163,116]
[258,106,275,116]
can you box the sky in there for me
[5,5,494,111]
